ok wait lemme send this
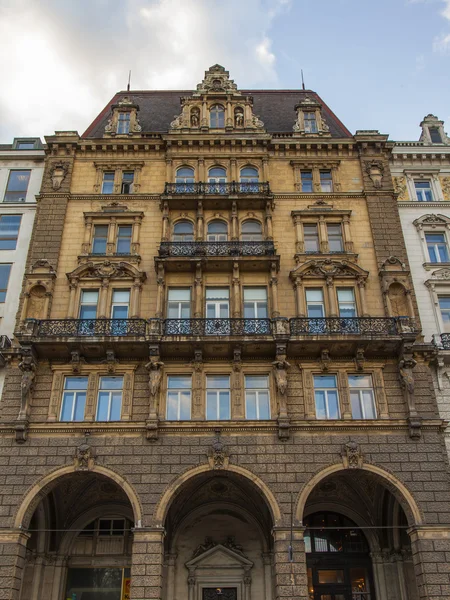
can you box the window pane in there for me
[81,290,99,303]
[208,221,227,233]
[314,375,337,388]
[167,392,179,420]
[206,391,218,420]
[168,376,191,389]
[61,393,74,421]
[246,391,257,419]
[362,390,376,418]
[244,288,267,301]
[180,391,191,419]
[219,391,230,419]
[308,305,325,318]
[110,392,122,420]
[349,374,372,388]
[327,391,340,418]
[168,288,191,302]
[430,127,442,143]
[245,375,268,389]
[207,375,230,388]
[315,390,327,419]
[242,221,262,233]
[351,391,363,419]
[6,170,31,192]
[0,264,12,301]
[112,305,128,319]
[0,215,21,239]
[73,393,86,421]
[65,376,88,390]
[206,288,229,300]
[96,393,109,421]
[100,376,123,390]
[258,392,270,419]
[79,305,97,319]
[174,221,194,234]
[337,289,354,302]
[301,171,313,192]
[112,290,130,303]
[306,289,324,302]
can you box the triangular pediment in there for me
[290,258,368,281]
[186,544,253,569]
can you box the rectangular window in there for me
[167,375,191,420]
[349,374,376,419]
[206,288,230,319]
[426,233,449,263]
[439,296,450,323]
[243,288,268,318]
[429,127,442,143]
[117,225,132,253]
[16,141,36,150]
[101,171,115,194]
[121,171,134,194]
[306,288,325,318]
[98,518,126,536]
[245,375,270,420]
[320,170,333,193]
[0,264,12,302]
[4,170,31,202]
[168,289,191,319]
[337,288,357,318]
[314,375,340,419]
[304,224,319,253]
[415,180,433,202]
[92,225,108,254]
[206,375,231,420]
[117,112,131,134]
[301,171,314,192]
[0,215,21,250]
[327,224,344,252]
[111,289,130,319]
[304,112,317,133]
[60,376,88,421]
[79,290,99,319]
[96,376,123,421]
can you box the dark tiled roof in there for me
[83,90,351,138]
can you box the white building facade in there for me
[391,114,450,450]
[0,138,44,394]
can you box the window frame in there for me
[0,263,12,302]
[166,375,192,421]
[96,375,124,422]
[116,225,133,254]
[3,169,31,203]
[313,374,341,420]
[92,224,109,254]
[244,374,271,420]
[426,232,450,263]
[172,220,194,242]
[116,112,131,135]
[348,374,377,420]
[304,112,318,134]
[167,288,191,319]
[414,179,434,202]
[320,170,333,193]
[101,171,115,195]
[241,219,263,241]
[209,105,225,128]
[60,376,89,422]
[206,374,231,420]
[120,171,134,194]
[0,215,21,250]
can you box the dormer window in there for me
[210,105,225,128]
[304,112,318,133]
[429,127,442,143]
[117,112,131,134]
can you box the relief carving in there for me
[393,176,408,201]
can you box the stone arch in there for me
[154,463,282,527]
[295,463,423,526]
[25,284,48,320]
[14,464,143,530]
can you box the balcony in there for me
[163,318,272,336]
[290,317,399,336]
[162,181,272,209]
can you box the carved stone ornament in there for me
[18,348,37,422]
[320,349,331,372]
[429,267,450,280]
[207,430,229,470]
[74,442,95,471]
[146,358,164,397]
[441,177,450,201]
[272,359,290,395]
[192,536,246,559]
[196,64,238,94]
[393,176,407,200]
[365,160,384,189]
[48,162,69,191]
[379,256,407,272]
[341,441,363,469]
[68,260,145,283]
[291,258,369,282]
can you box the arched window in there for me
[241,220,263,241]
[207,220,228,242]
[175,167,195,193]
[173,221,194,242]
[240,166,259,193]
[208,167,227,194]
[210,105,225,128]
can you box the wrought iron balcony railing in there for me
[159,241,276,258]
[441,333,450,349]
[34,318,148,337]
[289,317,402,336]
[163,318,272,336]
[164,182,271,196]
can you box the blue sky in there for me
[0,0,449,142]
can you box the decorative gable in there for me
[293,96,331,136]
[104,96,142,137]
[419,114,449,145]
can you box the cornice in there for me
[398,202,450,209]
[69,194,161,202]
[273,192,365,200]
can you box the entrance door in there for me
[203,588,237,600]
[314,587,347,600]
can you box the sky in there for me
[0,0,449,143]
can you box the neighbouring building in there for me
[0,138,44,398]
[391,115,450,456]
[1,66,450,600]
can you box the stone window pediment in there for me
[186,544,253,570]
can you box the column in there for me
[370,551,389,600]
[130,279,142,318]
[337,371,352,419]
[0,530,30,600]
[230,159,237,182]
[164,553,177,600]
[226,101,233,128]
[130,528,165,600]
[161,202,170,242]
[408,526,450,600]
[82,217,93,254]
[201,101,208,128]
[312,167,321,193]
[155,265,165,319]
[232,262,241,318]
[272,527,308,600]
[165,159,172,182]
[293,215,304,253]
[231,201,238,241]
[98,279,109,318]
[107,217,116,254]
[265,201,273,240]
[270,263,279,318]
[196,201,204,241]
[294,278,305,317]
[198,158,205,181]
[342,215,354,252]
[318,216,328,253]
[332,165,341,192]
[67,280,78,318]
[132,216,142,254]
[326,277,337,317]
[358,278,369,317]
[194,262,202,318]
[262,158,269,182]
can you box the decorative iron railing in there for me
[289,317,399,336]
[163,318,272,336]
[159,241,275,258]
[441,333,450,349]
[164,182,271,196]
[35,318,148,337]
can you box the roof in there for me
[83,90,352,138]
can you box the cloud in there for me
[433,32,450,52]
[0,0,290,142]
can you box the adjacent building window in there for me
[304,112,318,133]
[300,171,314,192]
[207,220,228,241]
[349,374,376,419]
[92,225,108,254]
[101,171,115,194]
[337,288,357,318]
[320,170,333,192]
[96,376,123,421]
[166,375,191,420]
[306,288,325,318]
[121,171,134,194]
[167,289,191,319]
[206,288,229,318]
[79,290,99,319]
[304,224,319,253]
[117,112,131,134]
[415,180,433,202]
[60,376,88,421]
[314,375,340,419]
[439,296,450,324]
[0,215,21,250]
[0,264,12,302]
[117,225,132,253]
[241,220,263,241]
[210,105,225,128]
[173,221,194,242]
[426,233,449,263]
[245,375,270,419]
[206,375,230,420]
[4,170,31,202]
[327,224,344,252]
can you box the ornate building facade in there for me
[0,66,450,600]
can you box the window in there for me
[111,290,130,319]
[426,233,449,263]
[415,180,433,202]
[208,167,227,194]
[117,112,130,134]
[60,376,88,421]
[304,112,318,133]
[206,288,229,318]
[101,171,114,194]
[206,375,230,420]
[98,519,126,536]
[429,127,442,143]
[245,375,270,419]
[4,170,30,202]
[16,141,35,149]
[439,296,450,324]
[79,290,99,319]
[0,264,12,302]
[241,220,263,241]
[0,215,21,250]
[320,170,333,192]
[306,288,325,318]
[304,224,319,253]
[300,171,313,192]
[121,171,134,194]
[167,375,191,420]
[349,374,376,419]
[243,288,269,334]
[210,105,225,128]
[240,167,259,192]
[314,375,340,419]
[207,220,227,241]
[167,289,191,318]
[117,225,132,253]
[337,288,357,318]
[92,225,108,254]
[327,224,343,252]
[96,376,123,421]
[175,167,195,193]
[173,221,194,242]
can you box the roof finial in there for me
[301,69,305,91]
[127,70,131,92]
